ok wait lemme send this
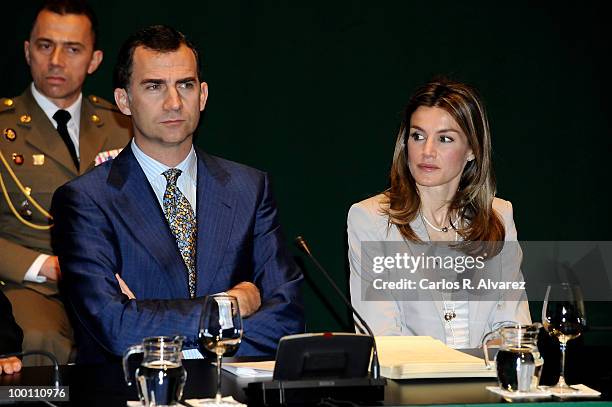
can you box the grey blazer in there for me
[347,194,531,348]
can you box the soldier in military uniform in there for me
[0,0,131,366]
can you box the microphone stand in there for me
[295,235,381,379]
[0,350,61,389]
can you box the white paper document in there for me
[182,349,205,359]
[221,361,275,378]
[376,336,496,379]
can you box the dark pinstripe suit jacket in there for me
[51,144,304,363]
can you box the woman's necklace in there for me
[420,209,461,345]
[443,301,457,346]
[420,210,457,233]
[420,210,459,242]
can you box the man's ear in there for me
[24,41,31,66]
[199,82,208,112]
[87,50,104,75]
[114,88,132,116]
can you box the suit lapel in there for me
[20,89,78,175]
[79,99,108,173]
[194,150,236,296]
[108,145,189,296]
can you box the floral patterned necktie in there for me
[162,168,197,298]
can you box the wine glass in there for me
[541,283,586,393]
[198,295,243,405]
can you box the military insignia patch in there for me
[32,154,45,166]
[94,148,123,166]
[3,128,16,141]
[12,153,24,165]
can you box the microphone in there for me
[0,350,61,388]
[294,235,381,379]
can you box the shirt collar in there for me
[131,138,197,184]
[30,82,82,130]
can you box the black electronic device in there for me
[294,235,381,379]
[247,377,386,406]
[246,236,387,406]
[273,333,373,380]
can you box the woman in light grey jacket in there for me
[348,79,531,348]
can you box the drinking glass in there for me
[541,283,586,393]
[198,295,243,405]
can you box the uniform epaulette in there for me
[88,94,119,112]
[0,97,16,114]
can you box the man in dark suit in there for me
[0,290,23,374]
[51,25,303,363]
[0,0,131,365]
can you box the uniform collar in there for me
[30,82,82,131]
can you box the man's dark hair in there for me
[31,0,99,48]
[113,25,202,90]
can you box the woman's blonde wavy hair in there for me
[382,78,504,243]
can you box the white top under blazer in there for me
[347,194,532,348]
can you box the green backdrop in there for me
[3,1,611,336]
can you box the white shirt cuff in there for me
[24,254,49,283]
